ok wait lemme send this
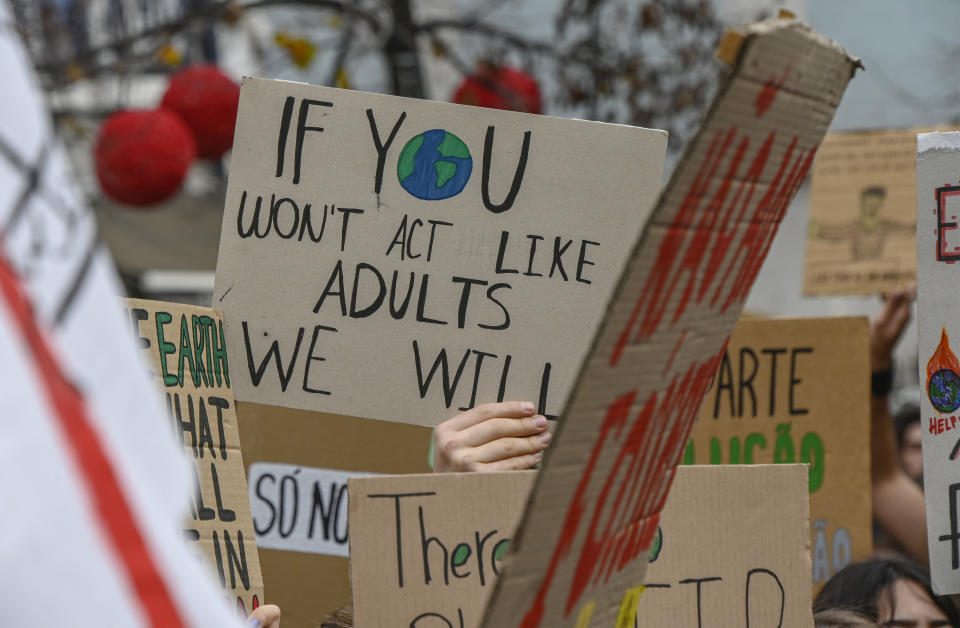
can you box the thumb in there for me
[248,604,281,628]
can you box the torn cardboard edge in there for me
[918,131,960,154]
[480,15,857,627]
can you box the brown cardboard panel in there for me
[481,18,857,628]
[122,299,264,614]
[687,316,871,593]
[916,131,960,594]
[236,401,432,627]
[349,465,812,628]
[638,465,811,627]
[214,80,667,428]
[803,126,946,296]
[349,471,536,628]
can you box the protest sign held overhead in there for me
[348,465,813,628]
[123,299,264,613]
[214,78,667,426]
[804,128,934,295]
[481,18,858,628]
[0,5,245,625]
[686,316,871,589]
[917,131,960,594]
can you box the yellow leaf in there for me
[156,44,182,67]
[335,68,350,89]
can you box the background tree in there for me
[10,0,740,154]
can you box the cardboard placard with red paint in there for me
[480,19,857,628]
[917,131,960,594]
[122,299,265,613]
[347,466,812,628]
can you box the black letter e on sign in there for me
[276,97,333,185]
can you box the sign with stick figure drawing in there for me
[804,128,938,295]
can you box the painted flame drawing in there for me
[927,328,960,414]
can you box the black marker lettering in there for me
[481,127,531,213]
[293,99,333,184]
[366,109,407,194]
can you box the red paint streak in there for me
[519,390,637,628]
[670,135,750,326]
[611,128,735,366]
[520,344,727,625]
[565,391,658,614]
[613,127,789,363]
[709,136,796,309]
[699,131,774,302]
[0,253,185,628]
[939,188,960,260]
[755,65,791,117]
[721,144,815,311]
[663,330,687,377]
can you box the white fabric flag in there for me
[0,4,245,626]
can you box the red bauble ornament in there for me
[161,64,240,159]
[95,109,196,207]
[452,65,542,114]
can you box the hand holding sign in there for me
[247,604,281,628]
[434,401,551,472]
[870,284,915,370]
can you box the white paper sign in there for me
[249,462,376,556]
[918,130,960,594]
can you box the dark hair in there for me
[319,606,353,628]
[894,403,921,448]
[862,186,886,199]
[814,557,959,625]
[813,608,877,627]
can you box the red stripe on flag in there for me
[0,253,185,628]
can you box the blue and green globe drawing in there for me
[397,129,473,200]
[929,368,960,413]
[647,526,663,563]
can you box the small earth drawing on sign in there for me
[929,368,960,414]
[397,129,473,200]
[647,526,663,563]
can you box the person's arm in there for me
[433,401,551,472]
[870,286,928,565]
[810,219,854,241]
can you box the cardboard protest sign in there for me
[637,465,811,627]
[0,8,244,624]
[236,404,433,627]
[917,131,960,594]
[348,465,812,628]
[803,128,933,295]
[123,298,264,612]
[214,78,667,427]
[481,19,857,628]
[685,316,871,589]
[349,471,535,628]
